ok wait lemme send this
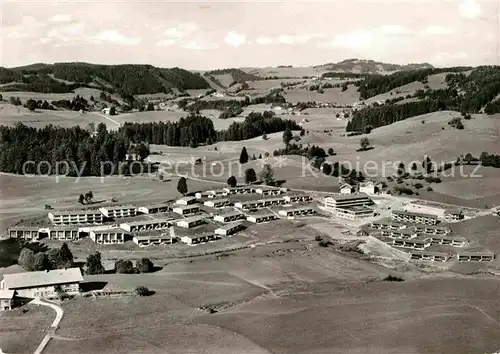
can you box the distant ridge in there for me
[314,58,434,75]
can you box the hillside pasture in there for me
[242,66,323,78]
[284,85,360,105]
[0,87,115,103]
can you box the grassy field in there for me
[284,85,360,105]
[0,303,54,353]
[0,87,114,103]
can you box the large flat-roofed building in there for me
[457,252,495,262]
[334,206,374,220]
[411,224,451,235]
[204,198,231,208]
[175,196,198,206]
[43,226,79,241]
[99,205,137,219]
[7,226,40,241]
[132,231,173,247]
[246,212,279,223]
[180,232,218,245]
[195,190,228,199]
[429,235,468,247]
[234,200,266,210]
[0,268,83,298]
[223,186,255,195]
[172,205,200,216]
[215,222,245,236]
[278,206,316,218]
[410,251,451,262]
[283,194,313,203]
[262,197,288,206]
[48,210,104,225]
[255,187,285,196]
[89,226,126,244]
[176,215,206,229]
[381,229,418,239]
[120,217,174,233]
[137,203,170,214]
[391,210,438,225]
[391,237,432,250]
[0,290,15,311]
[324,193,373,211]
[213,210,245,223]
[369,221,404,230]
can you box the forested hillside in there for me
[348,66,500,132]
[0,63,210,95]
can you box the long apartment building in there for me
[235,198,287,210]
[381,229,418,239]
[175,196,198,205]
[391,210,438,225]
[214,210,245,223]
[215,222,246,236]
[120,217,174,233]
[412,224,451,235]
[48,210,104,225]
[255,187,285,196]
[334,206,374,220]
[323,193,373,211]
[172,205,200,216]
[279,206,316,218]
[41,226,79,241]
[180,232,218,245]
[99,205,137,219]
[89,226,126,244]
[7,226,41,241]
[370,221,404,231]
[132,231,173,247]
[457,252,495,262]
[204,198,231,208]
[391,237,432,250]
[246,212,279,223]
[410,251,451,262]
[137,203,170,214]
[283,195,313,203]
[223,186,255,195]
[176,215,206,229]
[195,189,228,199]
[429,235,468,247]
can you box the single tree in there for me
[283,128,293,147]
[260,164,275,186]
[397,162,405,177]
[411,162,418,172]
[135,286,151,296]
[147,103,155,111]
[239,147,249,164]
[422,156,433,174]
[109,106,116,115]
[262,133,267,140]
[327,148,335,156]
[245,168,257,184]
[359,137,370,151]
[78,194,85,204]
[26,99,37,111]
[18,248,35,271]
[300,129,305,136]
[136,258,154,273]
[364,125,373,134]
[85,190,93,204]
[258,154,262,159]
[464,153,474,164]
[322,163,332,175]
[177,177,188,195]
[264,151,270,158]
[115,259,134,274]
[33,252,51,271]
[227,175,237,188]
[59,243,74,267]
[86,252,105,275]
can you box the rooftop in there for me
[99,205,136,211]
[325,193,372,202]
[410,250,451,257]
[181,232,216,240]
[177,215,207,223]
[393,210,438,219]
[133,232,172,241]
[281,206,316,212]
[215,221,244,231]
[173,204,200,210]
[177,196,197,202]
[121,216,175,227]
[216,210,243,217]
[0,289,15,299]
[49,210,103,216]
[90,227,126,234]
[205,198,230,203]
[2,268,83,289]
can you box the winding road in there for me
[31,298,64,354]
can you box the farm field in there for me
[284,85,360,105]
[0,87,116,103]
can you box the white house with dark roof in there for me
[0,268,83,298]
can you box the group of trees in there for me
[78,191,94,205]
[18,243,74,271]
[115,257,154,274]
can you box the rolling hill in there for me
[314,58,435,74]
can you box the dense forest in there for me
[0,63,210,95]
[348,66,500,131]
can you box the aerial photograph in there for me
[0,0,499,353]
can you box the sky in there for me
[1,0,499,69]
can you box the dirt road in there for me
[32,298,64,354]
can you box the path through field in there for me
[31,298,64,354]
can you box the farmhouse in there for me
[99,205,137,218]
[246,212,279,223]
[180,232,218,245]
[215,222,246,236]
[324,193,373,210]
[213,210,245,223]
[369,221,404,230]
[283,194,313,203]
[340,183,355,194]
[411,224,451,235]
[444,209,464,222]
[358,181,381,195]
[223,186,255,195]
[172,205,200,216]
[48,210,104,225]
[334,206,374,220]
[0,268,83,298]
[429,235,468,247]
[381,229,418,239]
[137,203,170,214]
[457,252,495,262]
[0,290,15,311]
[89,226,126,244]
[278,206,316,218]
[43,226,79,241]
[132,232,173,247]
[410,251,451,262]
[7,226,40,241]
[391,237,432,250]
[120,217,174,233]
[175,196,198,205]
[176,215,206,229]
[204,198,231,208]
[255,187,285,196]
[391,210,438,225]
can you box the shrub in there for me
[115,259,134,274]
[135,286,152,296]
[319,240,331,247]
[426,186,433,191]
[383,275,404,282]
[136,258,154,273]
[315,235,323,241]
[414,183,423,189]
